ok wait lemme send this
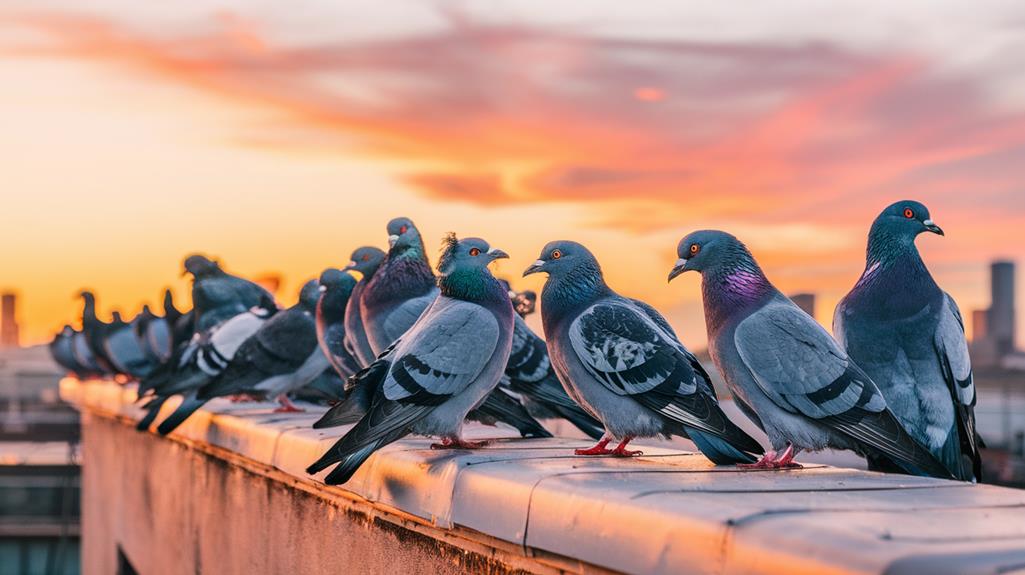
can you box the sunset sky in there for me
[1,1,1024,349]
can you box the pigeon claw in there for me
[610,447,643,457]
[574,436,613,456]
[737,446,803,470]
[430,438,491,450]
[273,395,305,413]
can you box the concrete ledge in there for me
[62,378,1025,575]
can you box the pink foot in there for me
[273,395,305,413]
[575,436,612,456]
[738,445,803,469]
[229,393,260,403]
[430,438,491,450]
[610,436,642,457]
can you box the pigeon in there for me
[835,201,982,481]
[669,230,952,477]
[342,246,387,367]
[502,314,606,440]
[131,305,170,365]
[185,254,275,332]
[307,235,516,485]
[316,268,362,379]
[50,325,88,377]
[79,291,117,374]
[136,301,277,431]
[524,241,762,462]
[71,329,107,377]
[102,311,156,379]
[359,218,439,357]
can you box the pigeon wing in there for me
[935,293,982,478]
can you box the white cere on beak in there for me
[676,258,688,267]
[923,219,935,227]
[532,259,545,267]
[388,234,399,247]
[318,285,327,293]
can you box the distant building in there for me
[789,293,816,318]
[972,309,989,342]
[989,261,1016,356]
[0,293,18,348]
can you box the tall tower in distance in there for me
[988,261,1016,356]
[789,293,816,319]
[0,292,19,347]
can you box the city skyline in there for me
[3,1,1025,348]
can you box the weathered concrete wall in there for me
[81,413,553,575]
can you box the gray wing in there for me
[935,293,982,479]
[507,315,550,383]
[382,298,500,401]
[104,327,152,377]
[735,301,884,418]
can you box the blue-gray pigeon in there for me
[524,241,763,462]
[103,311,157,379]
[316,268,362,379]
[359,218,439,357]
[136,299,277,432]
[342,246,386,367]
[78,291,116,374]
[307,235,515,485]
[669,230,952,478]
[835,201,982,481]
[184,254,275,333]
[50,325,89,378]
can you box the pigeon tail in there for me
[686,427,758,465]
[473,389,553,439]
[548,403,605,440]
[156,393,207,436]
[135,395,168,431]
[313,360,388,429]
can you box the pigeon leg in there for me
[229,393,260,403]
[610,436,643,457]
[773,443,803,469]
[575,434,613,456]
[430,437,491,450]
[738,450,777,469]
[273,395,305,413]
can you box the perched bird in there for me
[307,235,515,485]
[136,301,277,431]
[342,246,387,367]
[102,311,156,379]
[50,326,87,377]
[502,315,605,440]
[132,305,172,365]
[79,291,116,374]
[71,329,107,377]
[669,230,952,477]
[835,201,982,481]
[525,241,762,462]
[185,254,274,332]
[156,280,326,435]
[316,268,362,379]
[359,218,439,357]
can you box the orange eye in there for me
[551,249,562,260]
[361,255,369,262]
[399,225,408,234]
[690,244,700,255]
[903,208,914,219]
[469,247,481,256]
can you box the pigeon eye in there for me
[469,247,481,256]
[361,255,369,262]
[399,225,408,234]
[551,249,562,260]
[903,208,914,219]
[690,244,700,255]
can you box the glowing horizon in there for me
[1,2,1023,349]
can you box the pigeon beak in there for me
[318,285,327,293]
[388,235,399,248]
[923,219,944,236]
[667,258,689,282]
[522,260,546,277]
[486,248,509,261]
[341,261,357,272]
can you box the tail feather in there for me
[156,393,207,436]
[135,395,168,432]
[686,428,757,465]
[829,408,955,480]
[548,403,605,440]
[313,359,389,429]
[472,389,552,438]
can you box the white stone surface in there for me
[61,378,1025,575]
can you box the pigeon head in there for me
[182,254,221,278]
[318,268,357,299]
[343,246,387,276]
[386,217,423,254]
[78,290,95,303]
[865,200,944,265]
[437,234,509,301]
[298,279,322,311]
[668,230,758,280]
[522,240,600,279]
[110,311,125,325]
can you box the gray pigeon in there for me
[835,201,982,481]
[669,230,952,477]
[342,246,387,367]
[525,241,763,462]
[185,254,275,332]
[359,218,439,356]
[307,235,515,485]
[316,268,362,379]
[50,325,89,378]
[103,311,156,379]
